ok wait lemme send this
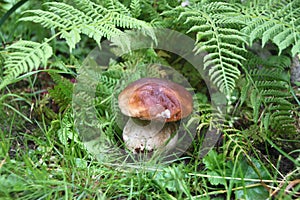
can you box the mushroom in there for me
[118,78,193,154]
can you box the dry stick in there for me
[0,159,6,169]
[270,169,300,197]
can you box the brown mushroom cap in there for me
[118,78,193,122]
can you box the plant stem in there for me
[0,0,29,28]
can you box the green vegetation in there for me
[1,0,299,199]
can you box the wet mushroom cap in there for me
[118,78,193,122]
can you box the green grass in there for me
[0,106,299,199]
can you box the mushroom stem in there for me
[122,118,178,154]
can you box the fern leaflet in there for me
[0,40,52,90]
[48,72,73,112]
[130,0,141,18]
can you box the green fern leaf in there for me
[48,72,73,112]
[248,67,296,134]
[0,40,52,90]
[241,0,300,55]
[61,29,81,52]
[20,10,67,29]
[105,0,131,14]
[255,81,288,90]
[109,12,149,30]
[292,40,300,56]
[74,0,108,20]
[250,68,290,81]
[261,23,284,47]
[45,2,121,43]
[195,2,237,13]
[20,1,151,51]
[180,2,247,96]
[246,19,272,46]
[130,0,141,18]
[264,97,292,106]
[273,29,294,54]
[260,90,289,98]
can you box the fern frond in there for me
[20,1,151,50]
[21,3,115,47]
[96,71,120,100]
[241,0,300,55]
[247,67,296,134]
[180,2,247,96]
[48,73,73,112]
[0,40,52,90]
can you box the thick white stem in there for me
[122,118,178,154]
